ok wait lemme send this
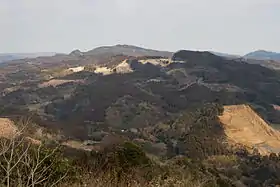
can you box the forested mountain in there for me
[2,45,280,186]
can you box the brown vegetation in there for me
[38,79,84,88]
[0,118,18,139]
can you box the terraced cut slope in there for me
[219,105,280,155]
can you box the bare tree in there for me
[0,126,68,187]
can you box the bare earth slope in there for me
[219,104,280,155]
[0,118,18,138]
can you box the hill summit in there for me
[244,50,280,61]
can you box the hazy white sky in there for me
[0,0,279,55]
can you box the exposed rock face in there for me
[114,60,134,74]
[138,58,170,67]
[94,66,113,75]
[219,105,280,155]
[68,66,85,73]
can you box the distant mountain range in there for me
[210,50,280,69]
[210,50,280,62]
[243,50,280,61]
[70,44,173,58]
[2,46,280,66]
[0,52,56,63]
[78,45,280,62]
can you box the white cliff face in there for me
[114,58,170,74]
[115,60,134,74]
[66,58,169,76]
[68,66,85,72]
[138,58,170,66]
[94,66,113,75]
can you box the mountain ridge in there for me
[244,50,280,61]
[77,44,173,58]
[2,46,280,186]
[0,52,57,63]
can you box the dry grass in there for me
[0,118,18,139]
[60,174,206,187]
[205,155,238,168]
[38,79,84,88]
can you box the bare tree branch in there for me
[0,123,68,187]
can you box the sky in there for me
[0,0,280,55]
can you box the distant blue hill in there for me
[244,50,280,61]
[0,52,56,63]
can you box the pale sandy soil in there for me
[38,79,84,88]
[94,66,113,75]
[0,118,41,145]
[219,104,280,155]
[0,118,18,139]
[138,58,170,67]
